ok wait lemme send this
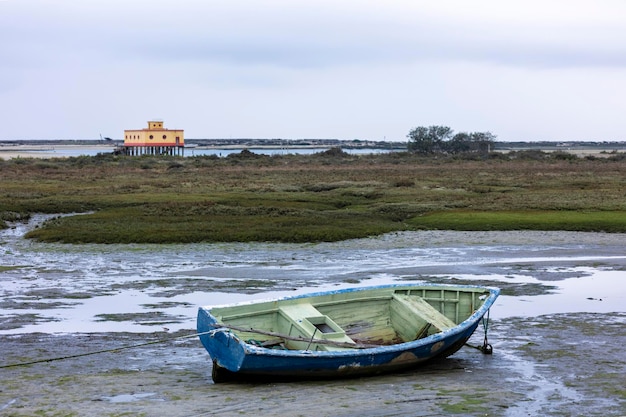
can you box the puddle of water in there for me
[493,269,625,319]
[0,399,18,411]
[103,393,163,403]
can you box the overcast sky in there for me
[2,0,626,142]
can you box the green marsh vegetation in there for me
[1,149,625,243]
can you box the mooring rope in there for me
[0,331,215,369]
[464,309,493,354]
[3,312,494,369]
[0,321,381,370]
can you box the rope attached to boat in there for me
[480,309,493,354]
[465,309,493,354]
[0,330,216,369]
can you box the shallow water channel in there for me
[1,216,625,416]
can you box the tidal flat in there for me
[1,314,624,416]
[1,217,625,416]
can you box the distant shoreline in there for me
[1,138,624,150]
[1,140,625,160]
[0,138,407,148]
[0,144,115,160]
[0,141,405,160]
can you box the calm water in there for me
[1,215,625,335]
[24,146,399,158]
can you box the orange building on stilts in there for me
[121,120,185,156]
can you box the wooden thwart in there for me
[278,303,357,350]
[392,294,457,331]
[212,323,377,349]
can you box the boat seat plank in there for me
[278,303,326,321]
[278,303,356,351]
[392,294,457,331]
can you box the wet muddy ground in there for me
[1,224,625,416]
[2,312,625,416]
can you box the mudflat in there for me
[0,228,626,417]
[1,313,624,416]
[1,225,625,416]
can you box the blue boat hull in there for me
[197,284,499,382]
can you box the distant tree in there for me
[468,131,496,154]
[408,126,496,155]
[407,126,454,154]
[447,131,496,154]
[447,132,472,154]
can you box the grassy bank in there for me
[410,210,626,233]
[1,150,625,243]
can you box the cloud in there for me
[2,0,626,140]
[110,2,626,71]
[5,0,626,72]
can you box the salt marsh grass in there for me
[1,151,625,243]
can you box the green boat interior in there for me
[209,287,490,352]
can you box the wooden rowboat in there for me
[197,283,500,382]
